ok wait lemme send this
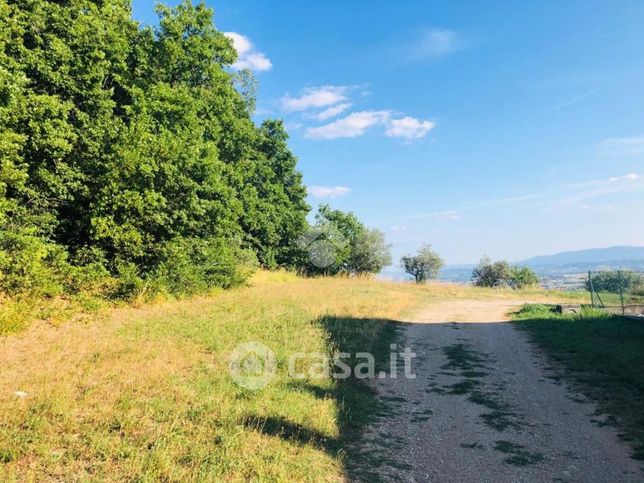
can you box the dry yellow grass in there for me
[0,273,581,481]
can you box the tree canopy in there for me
[301,204,391,276]
[0,0,311,297]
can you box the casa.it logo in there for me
[297,225,348,269]
[228,342,277,390]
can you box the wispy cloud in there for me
[315,103,352,121]
[385,116,436,140]
[401,210,462,222]
[599,136,644,156]
[410,28,463,59]
[307,185,351,198]
[280,86,350,112]
[400,173,643,222]
[224,32,272,72]
[535,173,643,209]
[305,110,391,139]
[563,172,640,189]
[543,88,599,114]
[431,211,462,221]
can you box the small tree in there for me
[347,228,392,275]
[401,244,443,284]
[472,257,511,287]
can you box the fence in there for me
[587,270,644,317]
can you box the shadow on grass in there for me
[240,414,338,450]
[239,315,409,481]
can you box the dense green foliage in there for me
[472,257,539,289]
[586,271,644,295]
[401,244,443,283]
[0,0,310,298]
[301,204,391,276]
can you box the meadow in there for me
[0,273,572,481]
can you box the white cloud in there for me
[305,110,391,140]
[281,86,350,112]
[224,32,272,72]
[599,136,644,156]
[283,122,302,131]
[411,28,461,59]
[307,185,351,198]
[609,173,639,182]
[316,103,352,121]
[431,210,462,221]
[385,116,435,140]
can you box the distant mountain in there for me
[521,246,644,267]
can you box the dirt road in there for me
[349,299,643,482]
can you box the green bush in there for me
[508,266,540,289]
[472,257,539,289]
[0,231,65,297]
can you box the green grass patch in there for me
[513,304,644,460]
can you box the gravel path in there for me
[348,299,643,482]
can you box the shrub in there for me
[472,257,539,289]
[508,266,540,289]
[472,257,512,288]
[0,231,65,297]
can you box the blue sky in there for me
[132,0,644,264]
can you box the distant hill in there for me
[521,246,644,267]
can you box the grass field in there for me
[0,274,581,480]
[513,304,644,460]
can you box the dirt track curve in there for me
[349,299,643,482]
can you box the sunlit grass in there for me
[0,274,580,480]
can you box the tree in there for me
[347,228,392,275]
[401,244,443,283]
[472,257,539,289]
[0,0,310,297]
[301,205,391,276]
